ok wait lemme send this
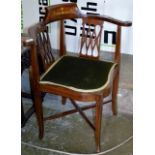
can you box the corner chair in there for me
[23,3,132,152]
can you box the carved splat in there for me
[36,26,55,70]
[80,17,104,59]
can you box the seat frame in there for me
[23,3,132,153]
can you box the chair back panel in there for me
[36,26,55,71]
[79,17,104,59]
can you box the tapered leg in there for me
[33,91,44,139]
[112,70,119,115]
[95,96,103,152]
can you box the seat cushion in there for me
[40,56,117,92]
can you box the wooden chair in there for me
[23,3,132,152]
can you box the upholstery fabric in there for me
[40,56,116,91]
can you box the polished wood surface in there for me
[22,3,132,153]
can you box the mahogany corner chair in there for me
[23,3,132,153]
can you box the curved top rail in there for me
[44,3,82,24]
[43,3,132,27]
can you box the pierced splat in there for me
[36,26,55,71]
[80,17,104,59]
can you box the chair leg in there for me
[30,66,44,139]
[95,96,103,152]
[33,92,44,139]
[112,70,119,115]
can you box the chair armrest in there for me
[86,14,132,27]
[21,35,34,46]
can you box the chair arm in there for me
[22,36,34,47]
[85,14,132,27]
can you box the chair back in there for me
[79,17,104,59]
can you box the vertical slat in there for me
[86,24,91,55]
[46,31,55,61]
[37,33,47,69]
[79,23,85,55]
[60,20,66,56]
[97,24,103,57]
[42,32,50,63]
[43,31,54,65]
[91,26,96,54]
[90,26,95,56]
[114,25,121,64]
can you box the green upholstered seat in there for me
[40,56,117,92]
